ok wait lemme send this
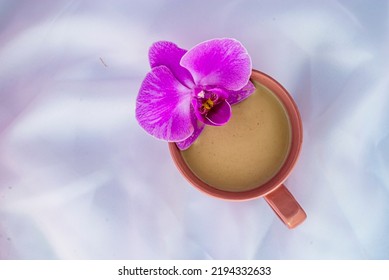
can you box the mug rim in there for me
[169,69,303,200]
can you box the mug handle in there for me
[264,184,306,229]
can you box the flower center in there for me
[197,90,219,115]
[202,98,214,111]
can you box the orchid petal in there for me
[180,38,252,91]
[149,41,195,88]
[136,66,193,142]
[227,80,256,105]
[176,116,205,150]
[205,100,231,126]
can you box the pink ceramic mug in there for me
[169,69,306,229]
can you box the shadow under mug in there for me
[169,69,306,229]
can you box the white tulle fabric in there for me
[1,0,388,259]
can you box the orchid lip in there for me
[191,89,232,127]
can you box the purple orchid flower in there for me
[136,38,255,150]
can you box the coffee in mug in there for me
[169,70,306,229]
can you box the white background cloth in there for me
[1,0,388,259]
